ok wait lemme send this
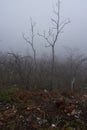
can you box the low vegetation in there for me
[0,87,87,130]
[0,50,87,91]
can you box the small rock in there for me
[51,124,56,128]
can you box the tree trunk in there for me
[51,45,55,89]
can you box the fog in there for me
[0,0,87,57]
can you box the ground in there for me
[0,88,87,130]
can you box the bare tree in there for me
[22,18,36,66]
[64,47,87,90]
[38,0,70,89]
[8,52,34,89]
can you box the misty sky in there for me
[0,0,87,56]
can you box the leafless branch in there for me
[51,18,58,25]
[38,32,52,46]
[22,18,36,65]
[22,32,32,46]
[59,20,70,33]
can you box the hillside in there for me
[0,88,87,130]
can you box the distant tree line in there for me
[0,50,87,91]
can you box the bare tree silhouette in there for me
[38,0,70,89]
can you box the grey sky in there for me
[0,0,87,56]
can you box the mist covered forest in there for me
[0,49,87,91]
[0,0,87,129]
[0,0,87,91]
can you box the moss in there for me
[6,121,15,130]
[0,87,20,104]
